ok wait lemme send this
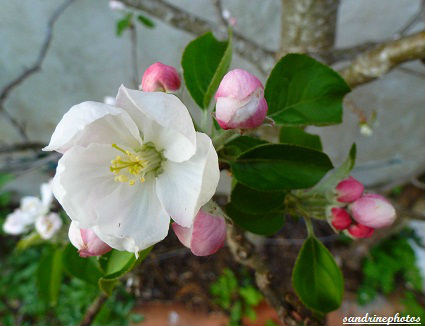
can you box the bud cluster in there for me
[329,177,396,238]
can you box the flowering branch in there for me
[226,224,322,326]
[339,30,425,87]
[0,0,77,140]
[80,293,108,326]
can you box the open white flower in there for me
[35,213,63,239]
[2,181,54,235]
[44,86,220,253]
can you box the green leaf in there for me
[226,203,285,236]
[231,144,333,191]
[292,236,343,313]
[239,286,263,306]
[280,127,322,151]
[98,247,152,295]
[16,232,43,250]
[265,54,350,126]
[37,247,64,306]
[230,183,286,214]
[98,278,118,296]
[62,244,103,285]
[137,14,154,28]
[116,13,133,36]
[182,31,232,109]
[219,136,267,161]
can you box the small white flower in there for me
[44,86,220,253]
[3,210,34,235]
[35,213,62,239]
[109,0,125,11]
[2,181,54,235]
[103,96,116,106]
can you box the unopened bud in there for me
[348,223,374,238]
[351,193,396,229]
[68,222,112,257]
[336,176,364,203]
[330,207,352,230]
[215,69,268,130]
[172,209,226,256]
[140,62,181,92]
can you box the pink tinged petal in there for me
[116,86,196,162]
[172,210,226,256]
[43,101,142,153]
[51,144,118,229]
[190,210,226,256]
[351,193,396,229]
[68,222,111,257]
[156,133,220,227]
[215,69,268,130]
[330,207,352,230]
[140,62,181,92]
[348,224,374,238]
[94,178,170,252]
[336,176,364,203]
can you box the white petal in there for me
[156,133,220,227]
[20,196,45,220]
[52,144,118,228]
[44,101,141,153]
[68,221,84,249]
[2,210,33,235]
[116,86,196,162]
[94,178,170,252]
[35,213,62,239]
[40,181,53,209]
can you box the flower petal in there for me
[190,210,226,256]
[44,101,141,153]
[52,144,118,228]
[156,132,219,227]
[116,86,196,162]
[93,178,170,252]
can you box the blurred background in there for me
[1,0,424,325]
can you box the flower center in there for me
[110,143,164,185]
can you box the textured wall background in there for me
[0,0,424,194]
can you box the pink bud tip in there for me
[172,210,226,256]
[215,69,268,130]
[330,207,352,230]
[348,223,374,238]
[140,62,181,92]
[336,176,364,203]
[351,193,396,229]
[68,222,112,257]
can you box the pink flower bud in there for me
[215,69,268,130]
[172,209,226,256]
[351,194,396,229]
[140,62,181,92]
[68,222,112,257]
[348,223,374,238]
[330,207,352,230]
[335,176,364,203]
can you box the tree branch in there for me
[339,30,425,87]
[117,0,275,74]
[80,293,108,326]
[0,0,77,140]
[226,224,323,326]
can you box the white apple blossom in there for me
[2,181,54,235]
[44,86,220,254]
[35,213,63,239]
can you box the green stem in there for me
[213,130,240,151]
[305,217,315,237]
